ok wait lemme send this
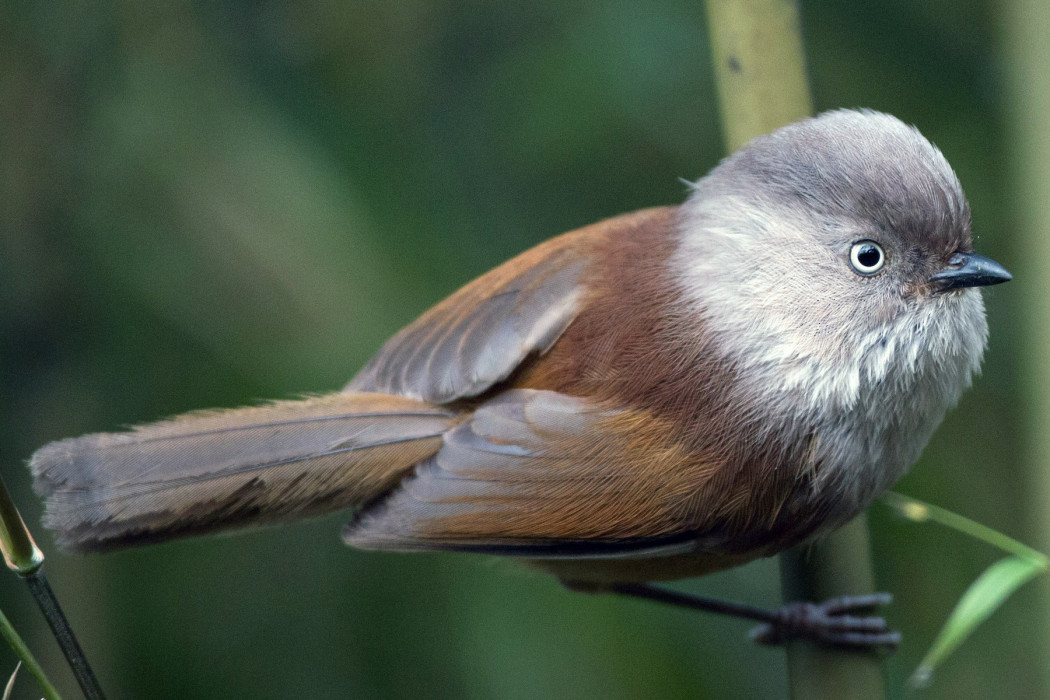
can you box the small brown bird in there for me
[30,110,1010,646]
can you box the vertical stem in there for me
[0,474,106,699]
[1005,1,1050,696]
[705,0,811,151]
[23,571,106,700]
[704,2,887,697]
[780,518,886,699]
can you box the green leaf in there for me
[881,491,1046,562]
[909,555,1045,688]
[880,492,1049,688]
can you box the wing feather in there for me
[346,233,591,404]
[344,390,720,557]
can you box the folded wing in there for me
[344,389,721,557]
[346,230,593,404]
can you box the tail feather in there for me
[30,392,455,552]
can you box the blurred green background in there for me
[0,1,1039,698]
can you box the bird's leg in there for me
[564,581,900,651]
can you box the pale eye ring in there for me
[849,240,885,276]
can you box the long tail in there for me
[30,392,456,552]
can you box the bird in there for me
[29,109,1011,647]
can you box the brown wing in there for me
[345,216,625,404]
[343,389,728,557]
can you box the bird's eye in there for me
[849,240,885,276]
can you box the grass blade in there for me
[0,603,61,700]
[880,492,1049,687]
[3,662,21,700]
[909,556,1044,688]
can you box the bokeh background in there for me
[0,1,1043,698]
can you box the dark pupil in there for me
[857,245,881,268]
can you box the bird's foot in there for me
[749,593,900,650]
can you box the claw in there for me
[749,594,900,651]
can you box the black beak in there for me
[929,251,1012,291]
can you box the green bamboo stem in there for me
[779,517,887,699]
[0,477,43,577]
[704,2,887,697]
[0,477,105,699]
[705,0,812,151]
[1005,0,1050,695]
